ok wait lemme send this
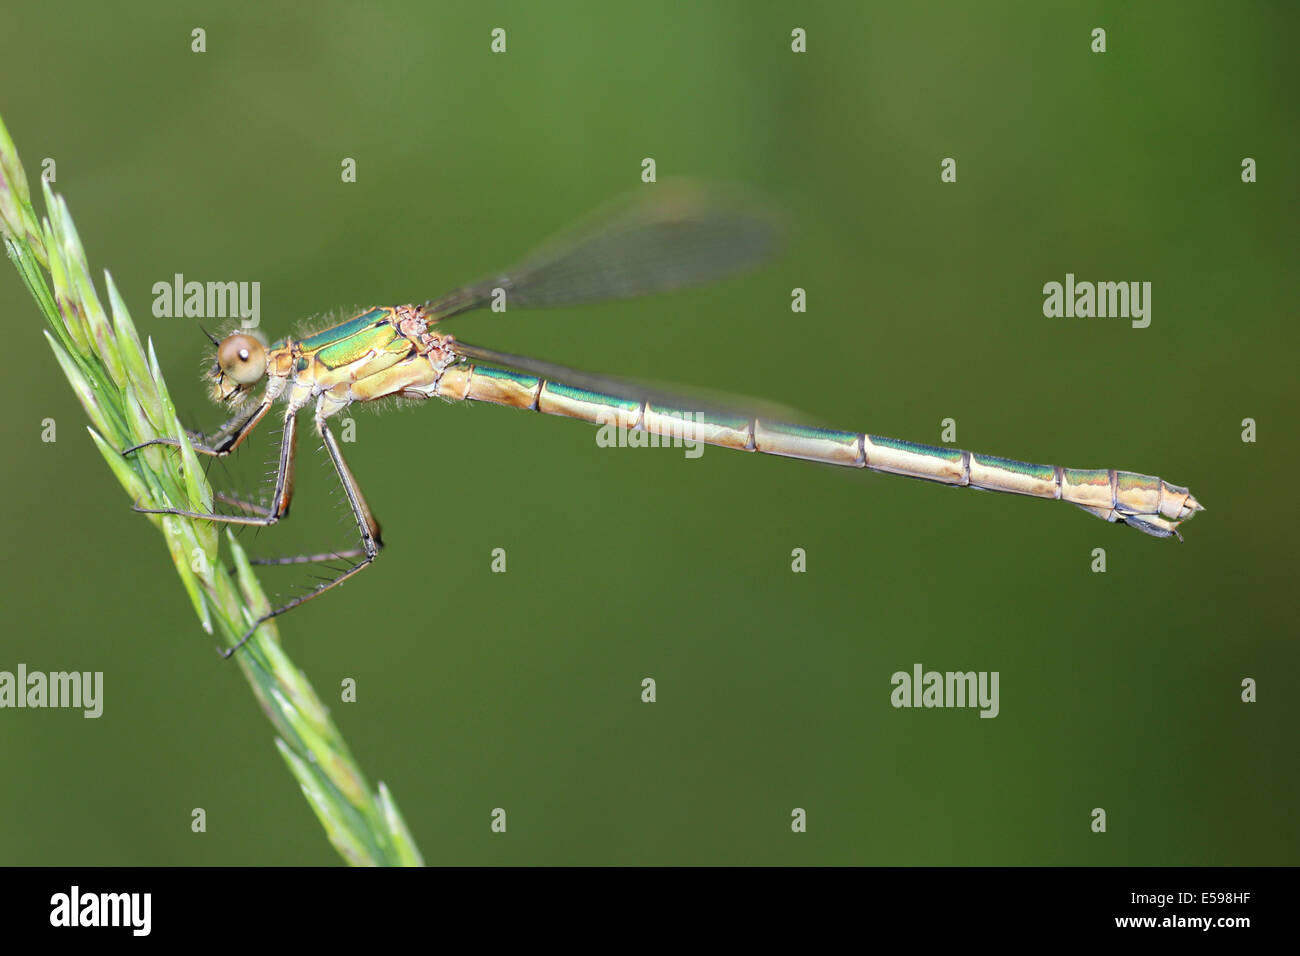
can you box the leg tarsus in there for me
[123,398,275,458]
[132,502,281,526]
[243,547,368,567]
[221,556,376,659]
[214,492,274,517]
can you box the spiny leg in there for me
[123,397,275,458]
[223,415,383,659]
[211,492,367,566]
[122,397,277,517]
[132,406,299,527]
[246,550,369,567]
[214,492,274,517]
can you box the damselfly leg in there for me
[129,402,384,657]
[217,415,382,659]
[123,398,275,458]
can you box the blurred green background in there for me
[1,1,1295,865]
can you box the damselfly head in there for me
[208,332,267,404]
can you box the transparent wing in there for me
[425,181,781,322]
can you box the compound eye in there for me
[217,334,267,384]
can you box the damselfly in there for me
[125,182,1203,657]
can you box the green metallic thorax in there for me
[269,306,427,394]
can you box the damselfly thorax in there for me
[252,305,459,413]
